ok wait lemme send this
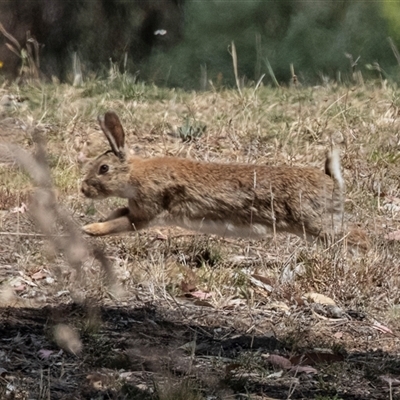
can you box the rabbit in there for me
[81,111,346,244]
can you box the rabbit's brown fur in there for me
[81,111,345,243]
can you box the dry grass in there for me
[1,75,400,399]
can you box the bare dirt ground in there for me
[1,80,400,399]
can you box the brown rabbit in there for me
[81,111,345,243]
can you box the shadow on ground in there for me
[0,304,399,399]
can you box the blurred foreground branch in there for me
[0,133,117,291]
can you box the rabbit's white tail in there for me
[322,149,345,238]
[325,149,344,190]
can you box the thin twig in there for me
[0,22,21,51]
[230,41,242,97]
[0,232,71,237]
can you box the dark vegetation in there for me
[0,0,184,81]
[1,0,400,88]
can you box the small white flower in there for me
[154,29,167,36]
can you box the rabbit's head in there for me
[81,112,135,199]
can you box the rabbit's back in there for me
[127,157,343,239]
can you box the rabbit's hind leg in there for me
[102,207,130,221]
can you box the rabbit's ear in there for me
[98,111,126,160]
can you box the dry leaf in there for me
[380,375,400,386]
[290,365,318,374]
[31,271,46,280]
[248,274,273,292]
[10,203,27,214]
[251,274,274,286]
[221,297,246,310]
[179,340,198,353]
[86,374,106,389]
[266,371,284,379]
[290,351,344,366]
[180,280,197,293]
[267,354,292,369]
[0,287,15,304]
[13,284,26,292]
[54,324,82,355]
[38,349,55,359]
[384,230,400,241]
[280,263,305,283]
[119,371,134,379]
[292,295,306,306]
[267,301,290,312]
[154,230,168,240]
[334,332,344,339]
[305,292,336,306]
[193,299,213,307]
[225,363,241,374]
[384,195,400,204]
[372,320,394,335]
[190,290,213,300]
[383,196,400,214]
[228,255,259,265]
[325,305,344,318]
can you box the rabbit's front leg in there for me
[83,216,135,236]
[83,207,131,236]
[83,210,153,236]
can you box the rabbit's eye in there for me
[99,164,109,174]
